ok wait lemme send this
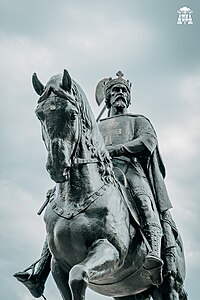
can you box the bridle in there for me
[70,102,99,166]
[39,86,100,168]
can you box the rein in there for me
[72,157,99,165]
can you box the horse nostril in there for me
[63,168,69,176]
[46,162,52,173]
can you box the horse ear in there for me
[32,73,44,96]
[61,69,72,93]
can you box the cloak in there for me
[99,114,173,213]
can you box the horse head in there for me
[33,70,80,183]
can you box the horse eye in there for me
[71,111,77,121]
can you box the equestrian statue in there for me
[14,69,188,300]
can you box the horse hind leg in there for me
[51,258,72,300]
[69,239,119,300]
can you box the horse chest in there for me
[48,184,107,220]
[45,205,110,265]
[47,203,116,244]
[44,190,130,266]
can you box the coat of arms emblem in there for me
[177,7,193,25]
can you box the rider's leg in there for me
[13,239,51,298]
[69,239,120,300]
[134,193,162,260]
[133,193,163,285]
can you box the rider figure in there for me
[14,71,178,297]
[99,72,179,283]
[98,71,171,284]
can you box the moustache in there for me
[113,93,127,103]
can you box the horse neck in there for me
[56,137,105,203]
[56,165,104,204]
[74,135,104,188]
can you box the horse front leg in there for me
[51,258,72,300]
[69,239,120,300]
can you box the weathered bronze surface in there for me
[14,70,187,300]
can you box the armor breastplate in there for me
[99,115,135,146]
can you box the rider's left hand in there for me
[107,145,122,157]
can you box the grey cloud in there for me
[1,1,200,300]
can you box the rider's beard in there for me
[113,96,127,109]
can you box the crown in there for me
[105,71,132,92]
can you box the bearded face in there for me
[109,84,129,110]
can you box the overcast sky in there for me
[0,1,200,300]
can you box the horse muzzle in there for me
[46,162,71,183]
[46,139,72,183]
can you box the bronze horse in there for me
[32,70,187,300]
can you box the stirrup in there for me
[143,254,163,286]
[144,253,163,270]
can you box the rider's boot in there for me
[143,223,163,285]
[13,240,51,298]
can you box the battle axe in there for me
[95,78,109,122]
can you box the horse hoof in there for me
[69,265,88,299]
[13,271,44,298]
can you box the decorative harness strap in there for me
[49,183,107,219]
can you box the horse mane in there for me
[71,80,115,184]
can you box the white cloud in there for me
[178,74,200,110]
[63,18,155,62]
[1,1,200,299]
[0,34,55,81]
[1,180,45,248]
[160,116,200,163]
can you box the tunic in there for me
[98,114,172,213]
